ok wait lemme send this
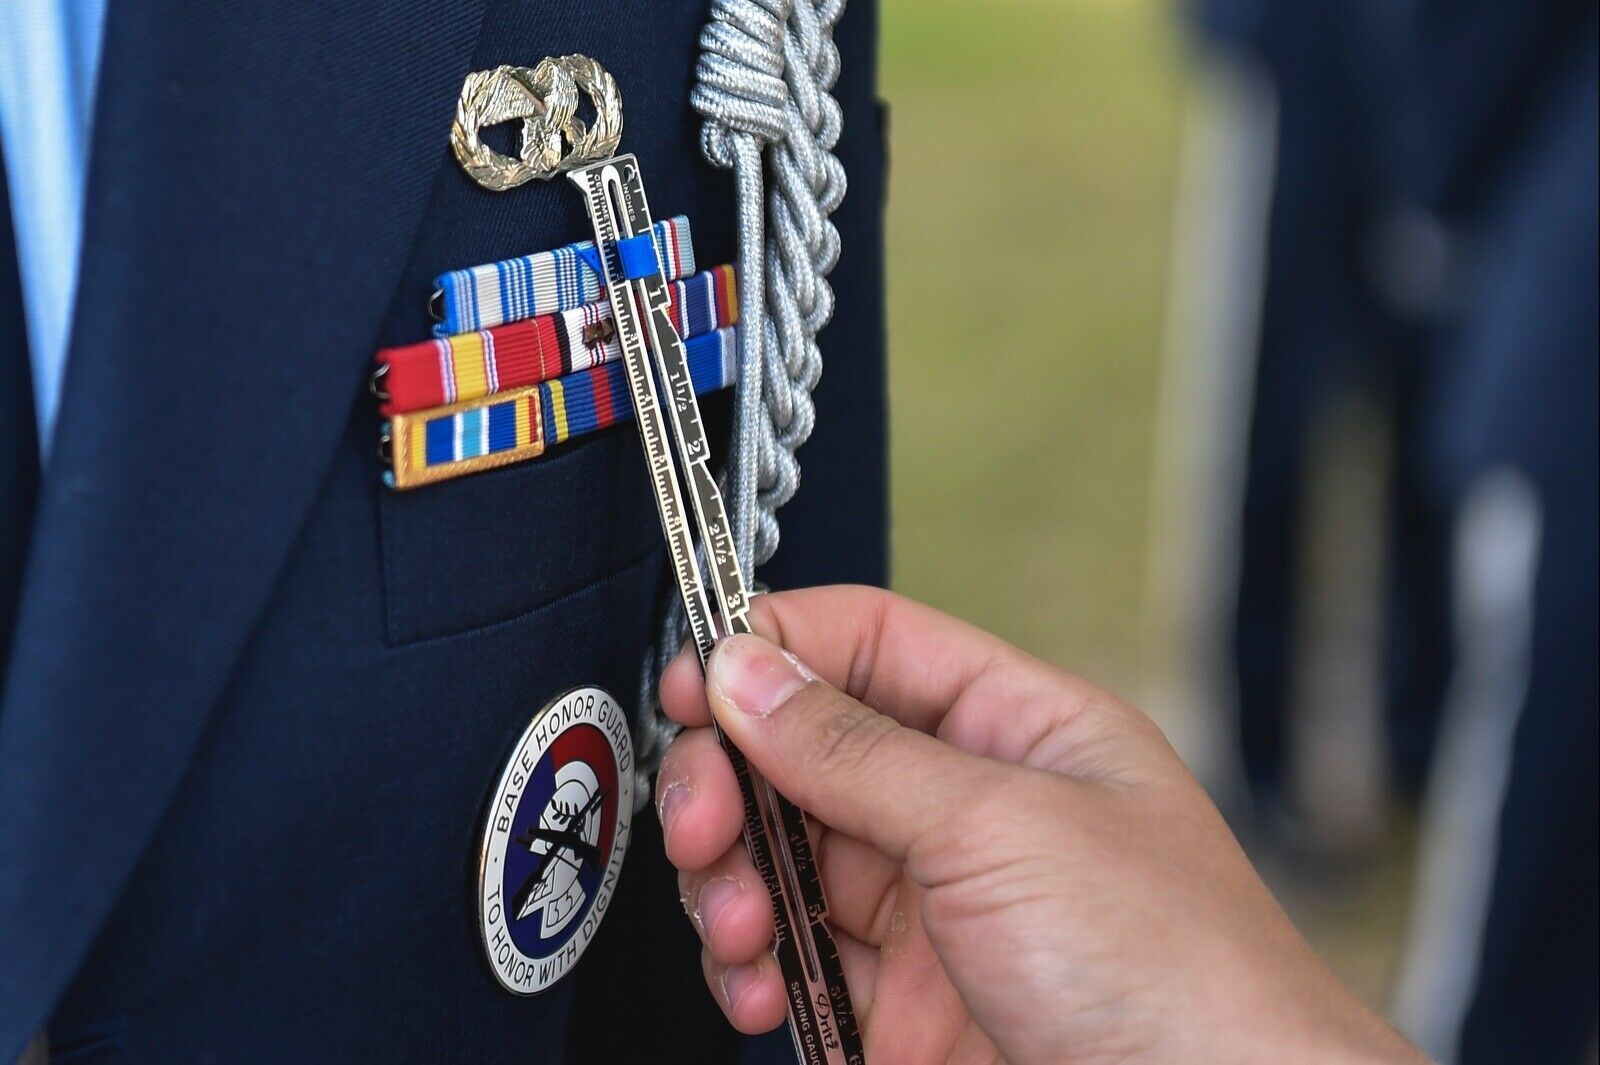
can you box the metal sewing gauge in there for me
[569,155,864,1065]
[446,55,864,1065]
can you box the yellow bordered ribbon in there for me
[387,385,544,490]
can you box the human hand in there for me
[655,586,1423,1065]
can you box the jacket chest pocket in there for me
[378,430,660,645]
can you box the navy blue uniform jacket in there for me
[0,1,888,1060]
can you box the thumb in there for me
[704,632,1002,861]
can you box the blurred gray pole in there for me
[1143,47,1275,803]
[1391,469,1542,1063]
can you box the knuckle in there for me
[655,742,689,789]
[679,726,732,778]
[799,687,898,780]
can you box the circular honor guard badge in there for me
[477,686,633,994]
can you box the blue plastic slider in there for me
[616,233,660,279]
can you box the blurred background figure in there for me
[883,1,1595,1063]
[1169,2,1597,1061]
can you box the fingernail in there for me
[657,781,691,835]
[696,877,744,940]
[707,633,815,718]
[721,962,762,1011]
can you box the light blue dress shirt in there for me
[0,0,109,455]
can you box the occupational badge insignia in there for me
[477,686,633,995]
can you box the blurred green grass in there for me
[880,5,1414,1010]
[883,0,1183,694]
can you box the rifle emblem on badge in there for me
[511,764,606,937]
[477,687,633,996]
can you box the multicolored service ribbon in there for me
[385,325,738,490]
[432,215,694,335]
[378,264,738,414]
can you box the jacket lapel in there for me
[0,0,491,1050]
[0,146,41,676]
